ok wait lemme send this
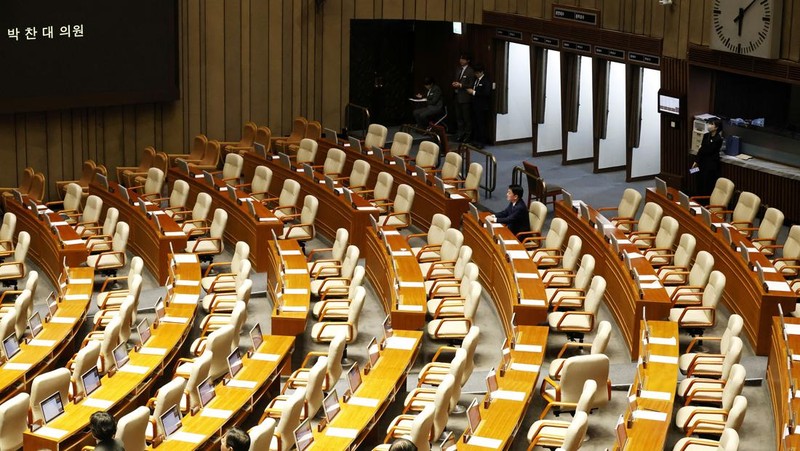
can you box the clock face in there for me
[710,0,781,58]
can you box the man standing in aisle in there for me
[451,53,475,143]
[467,63,491,148]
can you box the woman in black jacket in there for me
[693,118,724,200]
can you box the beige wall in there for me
[2,0,799,198]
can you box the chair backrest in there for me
[99,317,121,373]
[306,357,328,417]
[574,254,595,291]
[0,392,30,451]
[448,349,469,410]
[374,172,394,200]
[324,148,346,175]
[192,193,213,221]
[528,201,547,235]
[102,207,120,236]
[275,387,306,450]
[673,233,697,269]
[30,368,71,424]
[0,213,16,242]
[207,325,236,379]
[416,141,440,168]
[327,332,347,382]
[463,281,482,321]
[591,321,612,354]
[13,230,30,264]
[688,250,714,287]
[63,183,83,211]
[451,246,473,279]
[408,404,435,451]
[783,225,800,262]
[299,195,319,231]
[348,160,371,189]
[112,221,130,253]
[461,326,480,385]
[71,340,101,399]
[710,178,735,209]
[210,209,229,239]
[544,218,568,252]
[364,124,388,149]
[575,380,598,414]
[723,364,747,399]
[561,411,589,451]
[237,122,258,147]
[721,315,744,354]
[463,163,483,196]
[718,428,740,451]
[81,195,103,224]
[720,337,743,380]
[758,207,784,241]
[304,121,322,140]
[562,235,582,272]
[347,287,366,337]
[153,377,187,437]
[22,271,37,309]
[18,167,35,194]
[77,160,97,186]
[0,308,16,343]
[201,140,222,167]
[348,266,366,298]
[189,135,209,160]
[13,290,32,338]
[296,138,319,165]
[653,216,679,250]
[279,179,301,210]
[251,166,273,199]
[637,202,663,235]
[732,191,761,225]
[441,152,462,180]
[116,406,150,451]
[143,167,165,196]
[426,214,451,247]
[222,153,244,180]
[255,127,272,153]
[618,188,643,219]
[325,228,349,263]
[393,184,415,213]
[702,270,726,310]
[439,229,465,262]
[340,245,361,279]
[249,419,276,451]
[28,173,45,202]
[584,276,606,316]
[390,132,413,158]
[229,241,251,275]
[432,374,456,438]
[228,301,249,349]
[185,351,212,412]
[116,296,137,344]
[288,117,308,141]
[724,396,748,431]
[561,354,610,409]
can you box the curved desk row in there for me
[767,316,800,450]
[268,238,312,337]
[646,187,797,355]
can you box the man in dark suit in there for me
[412,77,443,128]
[89,412,125,451]
[489,184,530,236]
[451,53,475,143]
[467,63,491,148]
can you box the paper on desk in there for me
[173,254,198,263]
[617,238,632,245]
[515,273,539,279]
[450,193,466,199]
[139,347,167,356]
[347,396,380,408]
[491,390,526,401]
[49,316,76,324]
[64,294,89,301]
[637,274,659,282]
[399,281,425,288]
[396,304,423,312]
[385,336,417,350]
[640,390,672,401]
[467,436,503,449]
[227,380,257,389]
[506,250,530,260]
[175,279,199,287]
[62,239,85,246]
[785,324,800,335]
[251,353,280,362]
[171,294,197,305]
[160,316,188,324]
[648,336,677,346]
[151,210,166,215]
[219,186,228,191]
[514,344,542,353]
[391,250,413,257]
[4,363,32,371]
[357,206,377,211]
[648,355,678,365]
[509,362,540,372]
[281,305,307,313]
[282,249,303,256]
[70,278,93,285]
[119,365,149,374]
[519,299,545,307]
[201,408,234,419]
[736,246,759,253]
[27,339,56,347]
[326,427,360,438]
[259,217,279,222]
[51,221,69,226]
[490,223,504,228]
[36,427,69,439]
[169,432,206,444]
[766,281,792,292]
[639,280,663,290]
[754,265,777,273]
[627,252,644,259]
[164,231,185,237]
[284,268,307,275]
[283,288,308,295]
[83,398,114,409]
[632,409,668,422]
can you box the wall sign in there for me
[595,46,626,61]
[496,29,523,40]
[531,35,560,49]
[552,6,600,27]
[628,52,661,67]
[562,41,592,53]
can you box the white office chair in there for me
[201,241,250,292]
[0,212,16,257]
[248,165,273,203]
[629,202,664,248]
[679,314,743,376]
[179,192,212,235]
[72,195,104,237]
[746,207,784,256]
[342,160,371,193]
[643,216,680,266]
[548,275,606,342]
[387,132,413,160]
[263,387,305,451]
[408,214,451,262]
[29,368,71,425]
[414,141,440,173]
[267,179,302,222]
[657,233,698,285]
[307,228,348,278]
[721,191,760,236]
[527,410,589,451]
[249,419,276,451]
[527,218,568,267]
[672,428,740,451]
[145,377,187,441]
[0,231,29,289]
[364,124,388,150]
[287,332,346,391]
[667,250,714,305]
[185,208,228,263]
[0,392,30,451]
[115,406,150,451]
[549,321,611,380]
[379,184,415,229]
[597,188,642,233]
[86,222,129,277]
[162,179,190,219]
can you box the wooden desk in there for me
[309,330,422,450]
[149,335,294,450]
[89,181,188,284]
[0,267,93,405]
[555,201,672,358]
[458,325,548,450]
[240,153,379,250]
[363,228,427,330]
[767,316,800,450]
[23,256,201,451]
[462,214,548,335]
[615,320,679,451]
[268,239,311,336]
[646,187,797,355]
[7,200,88,284]
[167,167,282,272]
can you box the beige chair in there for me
[393,374,455,441]
[527,410,588,451]
[30,368,71,425]
[57,160,101,197]
[179,192,213,236]
[266,357,327,420]
[86,316,121,374]
[680,337,743,386]
[452,162,483,202]
[364,124,388,150]
[691,177,735,213]
[292,138,319,167]
[518,201,548,247]
[0,231,30,289]
[26,173,45,203]
[423,245,472,285]
[201,278,252,314]
[530,379,596,426]
[743,207,784,256]
[0,212,16,257]
[667,250,714,306]
[0,308,17,344]
[72,195,104,237]
[669,270,726,337]
[202,257,251,298]
[158,180,190,220]
[672,428,739,451]
[86,222,129,276]
[363,171,394,208]
[547,275,606,342]
[198,325,236,380]
[145,377,187,440]
[549,321,611,380]
[378,184,414,229]
[417,326,479,388]
[540,353,611,414]
[527,217,568,267]
[679,314,743,376]
[342,159,371,192]
[129,167,165,201]
[427,261,478,301]
[45,183,83,224]
[679,361,745,407]
[387,132,413,160]
[249,419,276,451]
[95,258,144,309]
[643,216,680,266]
[311,290,364,344]
[538,235,582,282]
[720,191,761,236]
[193,300,247,352]
[657,233,698,285]
[280,195,318,243]
[287,332,346,391]
[314,284,365,322]
[115,406,150,451]
[426,276,481,318]
[418,229,463,276]
[208,153,244,184]
[0,168,34,208]
[0,392,30,451]
[262,387,305,451]
[68,340,101,400]
[185,208,228,262]
[0,270,36,319]
[629,202,664,248]
[597,188,643,233]
[675,394,747,437]
[180,352,212,413]
[414,141,440,173]
[433,152,462,181]
[266,179,301,222]
[774,225,800,279]
[167,135,207,166]
[84,207,119,250]
[378,404,434,451]
[310,245,360,297]
[408,214,451,262]
[546,254,595,309]
[427,282,480,341]
[247,166,273,202]
[201,241,250,292]
[315,147,346,177]
[7,290,31,339]
[307,228,348,279]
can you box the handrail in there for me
[457,143,497,199]
[345,103,370,139]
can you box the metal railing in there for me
[457,143,497,199]
[344,103,370,139]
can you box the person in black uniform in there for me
[222,428,251,451]
[412,77,443,128]
[692,118,723,201]
[451,53,475,143]
[488,185,530,236]
[467,63,491,148]
[89,412,125,451]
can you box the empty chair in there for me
[87,316,121,374]
[95,257,144,310]
[7,290,31,339]
[517,201,548,246]
[391,375,455,442]
[452,162,483,202]
[193,300,247,351]
[309,245,360,297]
[679,360,745,406]
[117,147,156,186]
[312,272,365,319]
[529,379,596,433]
[265,357,327,420]
[219,121,257,154]
[30,368,71,425]
[307,228,349,279]
[387,131,413,160]
[167,134,207,166]
[775,225,800,279]
[720,191,760,236]
[675,394,747,437]
[527,218,568,267]
[427,262,478,302]
[418,228,464,278]
[423,244,472,284]
[743,207,784,256]
[342,159,370,192]
[417,326,479,388]
[0,231,29,289]
[0,308,17,344]
[0,213,16,257]
[669,270,726,337]
[667,250,715,306]
[145,377,187,440]
[0,168,34,208]
[379,184,414,229]
[201,256,251,300]
[414,141,440,172]
[198,325,236,380]
[540,354,611,413]
[691,177,735,213]
[45,183,82,222]
[262,387,305,451]
[311,288,364,345]
[657,233,698,285]
[427,281,481,342]
[68,340,101,400]
[280,195,318,243]
[187,140,221,171]
[129,167,165,200]
[378,404,435,451]
[316,147,346,177]
[73,195,104,237]
[426,275,481,318]
[364,123,388,151]
[408,214,451,262]
[362,171,394,207]
[86,222,129,276]
[679,314,743,376]
[433,152,462,181]
[597,188,643,233]
[56,160,98,197]
[628,202,664,248]
[178,347,213,414]
[249,419,276,451]
[538,235,582,281]
[272,117,307,153]
[179,192,213,236]
[0,392,30,451]
[292,138,319,167]
[114,406,150,451]
[548,275,606,342]
[287,332,346,391]
[26,172,45,203]
[0,270,36,319]
[549,321,611,380]
[84,207,119,250]
[208,152,244,184]
[247,165,273,203]
[266,179,301,222]
[672,428,740,451]
[185,208,228,262]
[546,254,595,309]
[527,410,589,451]
[643,216,680,266]
[201,241,250,292]
[201,277,252,314]
[406,349,466,413]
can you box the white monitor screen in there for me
[227,349,243,378]
[294,418,314,451]
[3,334,20,360]
[323,389,340,422]
[41,392,65,424]
[198,377,215,408]
[159,404,182,437]
[113,342,129,369]
[81,367,101,397]
[658,93,680,115]
[347,363,362,394]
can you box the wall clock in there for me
[710,0,783,59]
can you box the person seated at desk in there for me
[487,184,530,236]
[89,411,125,451]
[223,427,250,451]
[389,438,418,451]
[412,77,443,128]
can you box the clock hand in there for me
[734,0,758,23]
[736,7,744,36]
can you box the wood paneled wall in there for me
[3,0,800,199]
